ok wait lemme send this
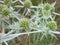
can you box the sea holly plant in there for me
[0,0,60,45]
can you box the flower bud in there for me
[24,0,32,8]
[47,21,57,30]
[19,18,30,29]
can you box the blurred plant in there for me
[0,0,60,45]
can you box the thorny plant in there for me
[0,0,60,45]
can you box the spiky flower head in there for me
[19,18,30,29]
[43,3,55,12]
[24,0,32,8]
[2,8,10,17]
[47,21,57,30]
[0,5,10,17]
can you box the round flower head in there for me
[4,0,12,5]
[19,18,30,29]
[43,3,55,12]
[24,0,32,8]
[2,6,10,17]
[47,21,57,30]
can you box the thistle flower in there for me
[19,18,30,29]
[43,3,55,12]
[44,3,51,10]
[2,5,10,17]
[0,5,10,17]
[47,21,57,30]
[2,8,10,17]
[24,0,32,8]
[4,0,12,5]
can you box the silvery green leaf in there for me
[51,1,56,7]
[3,34,20,41]
[8,22,20,30]
[53,12,60,16]
[4,41,8,45]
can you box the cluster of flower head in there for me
[18,1,57,31]
[0,0,57,31]
[42,3,57,30]
[0,0,59,45]
[29,2,57,30]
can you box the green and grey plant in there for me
[0,0,60,45]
